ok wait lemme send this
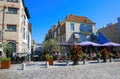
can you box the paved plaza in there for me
[0,59,120,79]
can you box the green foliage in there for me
[3,42,12,53]
[2,42,13,57]
[45,54,53,60]
[82,53,88,59]
[0,57,11,62]
[70,45,83,61]
[43,38,58,52]
[109,53,113,57]
[53,48,59,53]
[96,52,101,58]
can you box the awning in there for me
[74,34,79,38]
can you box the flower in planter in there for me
[108,52,113,62]
[82,53,88,59]
[96,52,101,58]
[0,57,11,62]
[70,45,83,65]
[0,57,11,69]
[102,48,109,62]
[45,54,53,60]
[82,53,88,64]
[109,53,113,58]
[96,52,101,63]
[45,54,54,65]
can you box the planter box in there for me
[47,59,54,65]
[1,61,11,69]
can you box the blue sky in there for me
[25,0,120,43]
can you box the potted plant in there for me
[45,54,54,65]
[82,53,88,64]
[0,57,11,69]
[96,52,101,63]
[109,53,113,62]
[102,48,109,62]
[70,45,83,65]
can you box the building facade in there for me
[57,15,96,44]
[0,0,32,58]
[98,17,120,44]
[45,15,97,53]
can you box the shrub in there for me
[82,53,88,59]
[0,57,11,62]
[96,52,101,58]
[45,54,53,60]
[109,53,113,57]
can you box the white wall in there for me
[65,21,96,43]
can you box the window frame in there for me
[7,0,18,3]
[8,7,18,14]
[70,23,74,31]
[6,24,17,31]
[23,28,25,39]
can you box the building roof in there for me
[65,14,95,24]
[22,0,30,19]
[98,23,120,43]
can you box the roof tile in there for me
[65,14,94,23]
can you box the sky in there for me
[24,0,120,44]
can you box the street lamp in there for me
[0,5,6,48]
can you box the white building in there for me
[57,14,96,44]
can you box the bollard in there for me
[97,58,101,63]
[22,63,26,70]
[83,59,86,64]
[66,60,69,66]
[46,61,49,68]
[109,57,113,62]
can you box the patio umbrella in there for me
[101,42,120,46]
[76,41,101,46]
[101,42,120,52]
[75,41,101,53]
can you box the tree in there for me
[43,38,58,53]
[2,42,13,58]
[90,33,97,42]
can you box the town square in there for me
[0,0,120,79]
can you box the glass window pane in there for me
[7,25,17,31]
[8,8,18,14]
[70,23,74,31]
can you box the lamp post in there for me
[0,5,6,49]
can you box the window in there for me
[23,28,25,39]
[80,24,84,32]
[70,23,74,31]
[87,25,92,33]
[8,7,18,14]
[7,0,18,3]
[24,16,26,25]
[7,25,17,31]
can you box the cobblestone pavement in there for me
[0,59,120,79]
